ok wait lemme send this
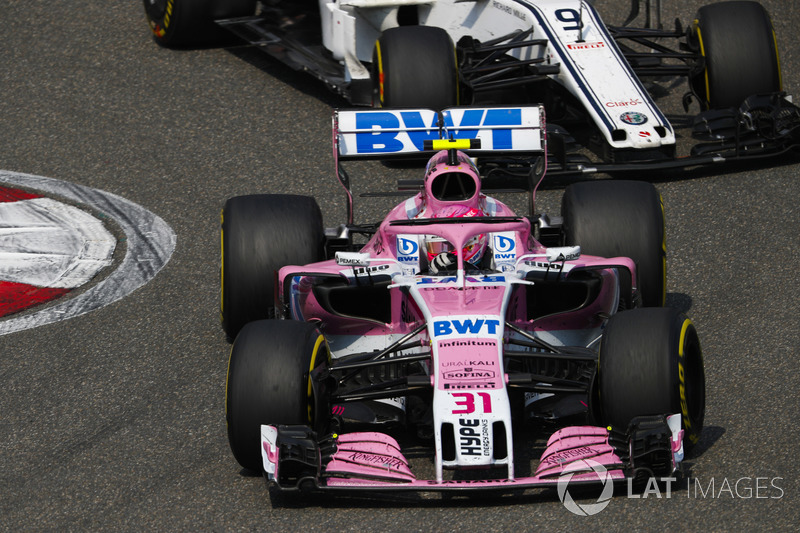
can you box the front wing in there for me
[260,415,684,493]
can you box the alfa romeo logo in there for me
[619,111,648,125]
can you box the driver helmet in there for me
[425,205,488,265]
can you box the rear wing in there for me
[334,106,545,159]
[332,106,546,223]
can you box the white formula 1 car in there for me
[145,0,800,176]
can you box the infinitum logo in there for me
[556,459,614,516]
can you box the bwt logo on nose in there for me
[434,319,501,336]
[355,109,522,153]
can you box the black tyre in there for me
[226,320,329,471]
[143,0,257,47]
[562,180,665,307]
[691,1,782,109]
[221,194,324,340]
[598,308,705,449]
[372,26,458,109]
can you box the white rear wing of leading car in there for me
[332,106,546,223]
[334,106,545,158]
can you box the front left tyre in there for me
[143,0,257,47]
[226,320,328,471]
[597,307,706,450]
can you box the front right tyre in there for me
[226,320,328,471]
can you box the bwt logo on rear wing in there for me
[334,106,545,158]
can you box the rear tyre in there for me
[143,0,257,47]
[226,320,328,471]
[562,180,666,307]
[690,1,781,109]
[598,308,705,450]
[221,194,324,340]
[372,26,458,109]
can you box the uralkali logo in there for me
[0,171,176,335]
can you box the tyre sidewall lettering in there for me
[678,317,692,436]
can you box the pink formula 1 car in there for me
[222,106,705,495]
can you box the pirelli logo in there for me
[567,41,605,50]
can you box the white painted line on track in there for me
[0,170,177,335]
[0,197,116,288]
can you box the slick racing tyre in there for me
[562,180,666,307]
[690,1,781,109]
[372,26,458,110]
[143,0,257,47]
[597,307,705,450]
[226,320,329,471]
[221,194,324,340]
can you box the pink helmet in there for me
[425,205,488,265]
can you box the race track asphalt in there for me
[1,1,798,530]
